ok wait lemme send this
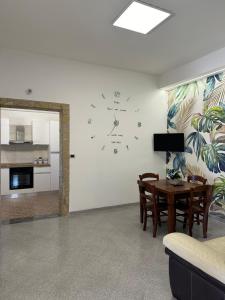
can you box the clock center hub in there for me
[114,120,119,127]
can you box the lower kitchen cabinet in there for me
[34,167,51,192]
[34,173,51,192]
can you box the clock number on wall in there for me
[114,91,120,98]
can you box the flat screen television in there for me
[153,133,184,152]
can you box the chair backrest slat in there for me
[139,173,159,181]
[187,175,207,185]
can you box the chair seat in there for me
[176,196,203,210]
[146,191,166,201]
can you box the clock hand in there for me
[107,115,120,136]
[107,124,116,136]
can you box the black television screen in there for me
[154,133,184,152]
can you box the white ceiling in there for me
[1,0,225,75]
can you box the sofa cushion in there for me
[163,233,225,284]
[203,237,225,258]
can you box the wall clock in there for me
[88,91,142,154]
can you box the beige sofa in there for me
[163,233,225,300]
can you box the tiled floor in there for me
[0,191,59,222]
[0,204,224,300]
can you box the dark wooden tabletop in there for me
[144,179,200,194]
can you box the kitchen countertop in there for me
[0,163,51,168]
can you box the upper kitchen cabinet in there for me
[1,118,10,144]
[49,120,59,152]
[32,120,50,145]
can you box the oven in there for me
[10,167,33,190]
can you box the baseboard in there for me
[69,202,139,216]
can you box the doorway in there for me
[0,98,69,222]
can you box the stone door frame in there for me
[0,98,70,216]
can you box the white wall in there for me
[159,46,225,89]
[0,49,167,212]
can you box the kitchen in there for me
[0,108,60,222]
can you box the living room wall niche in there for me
[167,72,225,217]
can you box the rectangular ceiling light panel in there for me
[113,1,171,34]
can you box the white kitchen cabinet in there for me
[0,169,10,195]
[50,153,59,191]
[49,120,59,152]
[34,167,51,192]
[1,118,10,144]
[32,120,49,145]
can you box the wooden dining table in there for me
[144,179,200,233]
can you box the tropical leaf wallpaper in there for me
[167,72,225,218]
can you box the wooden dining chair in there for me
[137,180,168,237]
[187,185,212,238]
[176,175,207,227]
[138,173,165,224]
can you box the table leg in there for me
[167,193,176,233]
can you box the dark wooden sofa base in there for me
[165,248,225,300]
